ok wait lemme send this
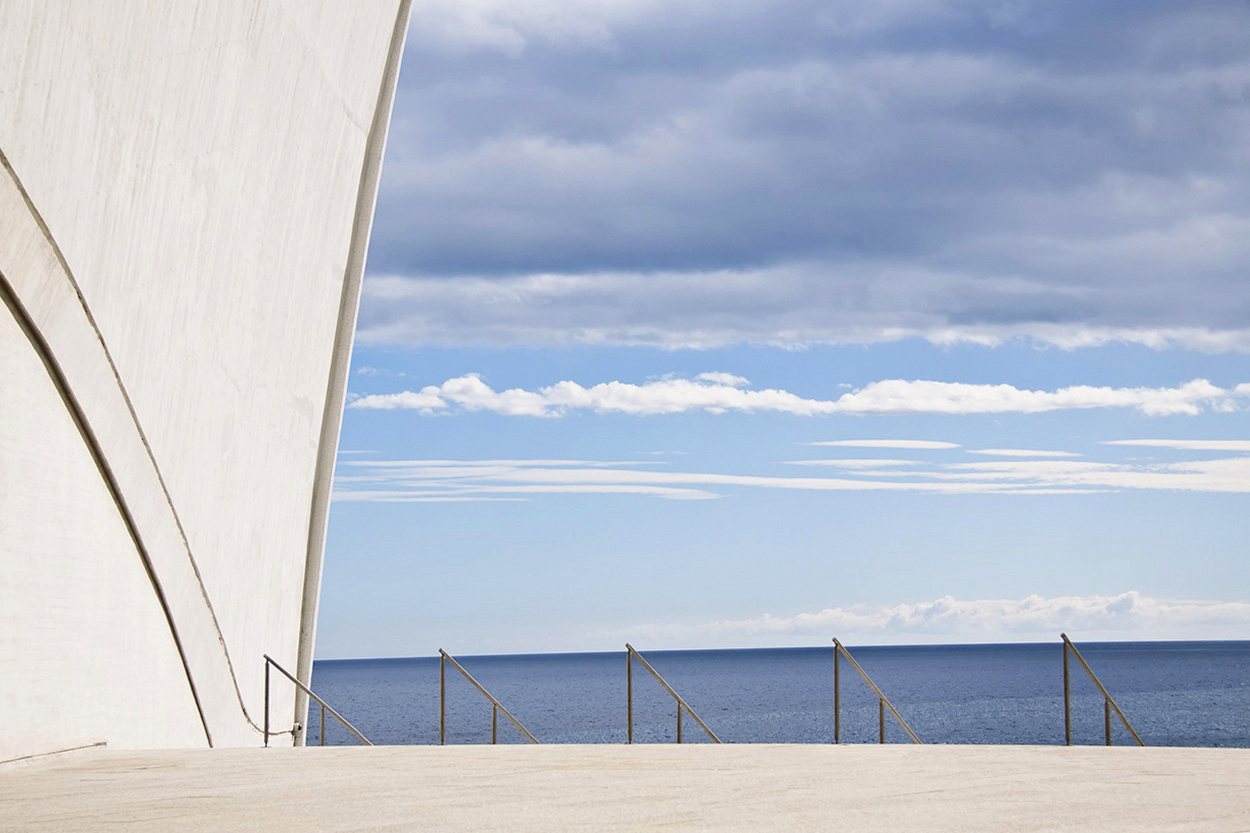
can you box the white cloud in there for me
[785,458,922,468]
[346,458,660,468]
[933,457,1250,493]
[332,493,531,503]
[335,459,1047,501]
[349,374,1250,417]
[334,485,717,502]
[606,592,1250,645]
[967,449,1084,457]
[829,378,1240,416]
[696,371,749,387]
[348,388,450,413]
[1102,439,1250,452]
[333,446,1250,504]
[809,440,960,449]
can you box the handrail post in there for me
[627,649,633,744]
[439,652,446,746]
[492,706,498,745]
[320,704,326,747]
[1063,640,1071,746]
[677,705,683,744]
[264,658,271,748]
[879,698,885,744]
[833,646,840,744]
[1105,699,1112,746]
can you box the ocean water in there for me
[305,641,1250,747]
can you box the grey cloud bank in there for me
[362,0,1250,349]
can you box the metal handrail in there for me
[439,650,538,744]
[1061,634,1144,746]
[263,654,371,747]
[626,644,721,744]
[832,638,922,744]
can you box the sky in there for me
[317,0,1250,659]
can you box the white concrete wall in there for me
[0,1,409,760]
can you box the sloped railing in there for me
[440,649,539,744]
[626,644,721,743]
[832,638,922,744]
[264,654,371,747]
[1062,633,1144,746]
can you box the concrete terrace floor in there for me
[3,744,1249,832]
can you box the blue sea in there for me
[307,641,1250,747]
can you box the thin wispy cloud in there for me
[786,459,922,468]
[934,457,1250,493]
[334,441,1250,504]
[348,374,1249,417]
[333,458,1028,502]
[809,440,959,450]
[968,449,1084,458]
[1103,439,1250,452]
[605,592,1250,645]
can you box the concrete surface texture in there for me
[0,1,410,759]
[2,744,1248,832]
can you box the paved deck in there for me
[3,744,1248,831]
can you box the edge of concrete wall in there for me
[293,0,413,746]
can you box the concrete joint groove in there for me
[0,269,212,745]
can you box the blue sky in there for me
[317,0,1250,659]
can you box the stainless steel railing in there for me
[832,638,922,744]
[263,654,371,747]
[1062,633,1144,746]
[626,644,721,743]
[439,649,539,744]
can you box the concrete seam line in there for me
[295,0,415,745]
[0,268,213,747]
[0,741,108,770]
[0,144,261,736]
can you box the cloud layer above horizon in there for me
[601,591,1250,645]
[349,373,1250,417]
[361,0,1250,350]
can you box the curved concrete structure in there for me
[0,1,410,760]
